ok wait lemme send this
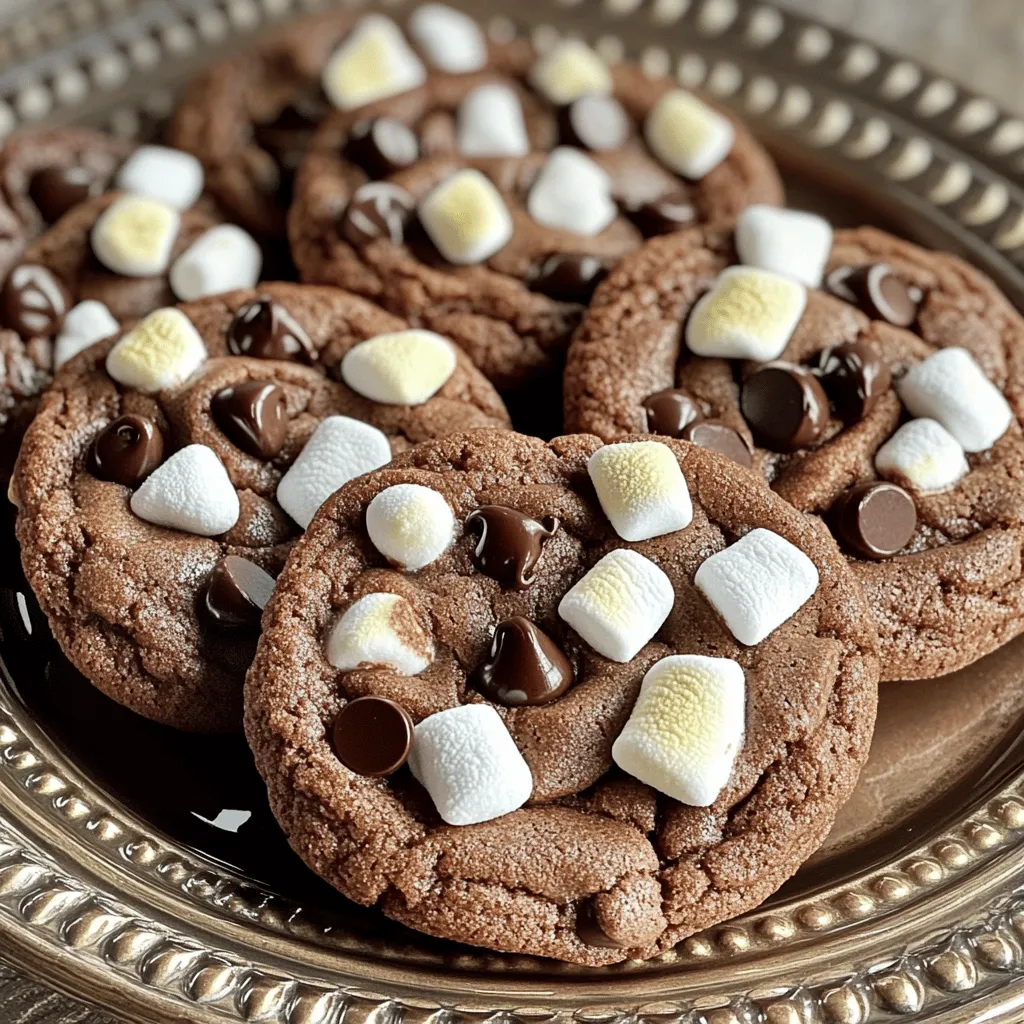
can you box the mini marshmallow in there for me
[897,347,1012,453]
[735,205,833,288]
[115,146,204,211]
[105,307,206,393]
[418,169,512,264]
[686,266,807,362]
[529,39,612,105]
[644,89,735,179]
[326,592,433,675]
[558,548,674,662]
[612,654,745,806]
[54,300,118,369]
[277,416,392,528]
[527,147,617,236]
[130,444,239,536]
[408,3,487,73]
[456,84,529,158]
[91,194,180,277]
[588,441,693,542]
[169,225,262,301]
[408,704,533,826]
[366,483,455,570]
[875,418,968,493]
[322,15,426,111]
[341,330,457,405]
[694,528,819,646]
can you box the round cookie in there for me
[564,218,1024,680]
[245,430,878,964]
[12,287,509,732]
[285,9,783,389]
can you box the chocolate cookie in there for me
[564,215,1024,680]
[244,430,878,964]
[284,8,783,388]
[12,286,509,731]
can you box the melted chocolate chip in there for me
[624,188,697,237]
[90,414,165,487]
[473,617,573,707]
[466,505,559,590]
[815,340,891,424]
[28,165,108,224]
[340,182,416,248]
[527,254,608,303]
[345,118,420,177]
[576,897,627,949]
[558,95,630,152]
[741,363,830,452]
[331,696,414,777]
[826,264,919,327]
[830,481,917,560]
[643,388,703,438]
[0,264,72,336]
[202,554,276,629]
[227,299,315,362]
[681,420,753,468]
[211,380,288,459]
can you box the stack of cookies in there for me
[3,2,1022,966]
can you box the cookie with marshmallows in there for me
[245,429,878,964]
[564,215,1024,680]
[282,7,782,388]
[11,284,509,732]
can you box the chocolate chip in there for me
[741,363,830,452]
[473,617,573,707]
[829,481,917,560]
[227,299,315,362]
[826,264,919,327]
[526,254,607,303]
[681,420,753,468]
[340,182,416,248]
[345,118,420,177]
[558,95,630,152]
[815,340,891,424]
[331,696,414,777]
[0,264,72,336]
[465,505,559,590]
[576,897,627,949]
[202,554,276,628]
[28,165,108,224]
[90,414,165,487]
[643,388,703,438]
[211,380,288,459]
[623,188,697,237]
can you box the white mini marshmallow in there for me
[408,3,487,73]
[115,146,204,211]
[91,194,180,277]
[897,347,1012,453]
[612,654,745,806]
[105,307,206,393]
[418,169,512,264]
[588,441,693,542]
[277,415,392,529]
[875,418,968,493]
[558,548,674,662]
[54,300,118,369]
[686,266,807,362]
[408,704,533,826]
[456,84,529,158]
[529,39,612,105]
[526,147,617,236]
[644,89,735,179]
[695,528,819,646]
[326,592,434,675]
[322,15,426,110]
[341,330,457,405]
[366,483,455,570]
[735,205,833,288]
[130,444,239,536]
[169,225,262,301]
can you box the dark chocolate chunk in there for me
[345,118,420,177]
[202,554,276,629]
[527,253,607,303]
[830,481,917,560]
[28,165,108,224]
[815,340,891,424]
[331,696,414,777]
[741,363,830,451]
[473,617,573,707]
[340,182,416,248]
[681,420,753,468]
[558,95,630,152]
[211,380,288,459]
[465,505,559,590]
[643,388,703,438]
[826,264,919,327]
[89,414,165,488]
[0,264,72,336]
[227,298,315,362]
